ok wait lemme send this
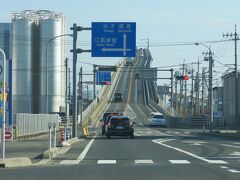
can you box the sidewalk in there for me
[2,135,51,163]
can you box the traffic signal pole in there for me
[70,24,91,138]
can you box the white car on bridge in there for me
[149,112,166,127]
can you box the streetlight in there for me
[45,34,73,113]
[195,42,213,133]
[0,48,6,159]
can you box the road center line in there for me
[152,139,228,164]
[77,138,95,161]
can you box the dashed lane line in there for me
[169,160,191,164]
[135,160,154,164]
[98,160,116,164]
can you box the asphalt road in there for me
[1,126,240,180]
[1,53,239,179]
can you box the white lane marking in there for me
[228,169,240,173]
[206,160,228,164]
[153,138,176,143]
[153,139,228,164]
[174,132,180,134]
[221,144,240,149]
[77,138,95,161]
[135,160,154,164]
[59,160,80,165]
[98,160,116,164]
[203,156,240,159]
[229,151,240,156]
[184,132,190,134]
[220,166,229,169]
[169,160,191,164]
[183,141,206,146]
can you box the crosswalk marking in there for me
[98,160,116,164]
[228,169,240,173]
[169,160,191,164]
[135,160,154,164]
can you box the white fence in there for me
[16,114,59,137]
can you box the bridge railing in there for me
[80,58,126,128]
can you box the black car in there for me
[114,92,122,102]
[100,112,123,135]
[105,116,134,139]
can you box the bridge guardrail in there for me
[81,58,126,131]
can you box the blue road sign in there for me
[92,22,136,57]
[96,71,111,85]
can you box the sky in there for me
[1,0,240,87]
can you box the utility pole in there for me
[184,68,187,115]
[71,23,78,138]
[65,58,69,120]
[191,68,194,116]
[170,69,174,107]
[203,50,214,133]
[223,25,239,122]
[93,65,97,100]
[201,67,206,115]
[196,59,200,115]
[174,72,178,111]
[79,67,83,127]
[180,62,185,113]
[68,67,71,105]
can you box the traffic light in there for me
[175,75,189,80]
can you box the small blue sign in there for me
[92,22,136,57]
[96,71,111,85]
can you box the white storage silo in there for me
[12,10,36,114]
[38,10,66,113]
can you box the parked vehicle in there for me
[149,112,166,127]
[105,116,135,139]
[100,112,123,135]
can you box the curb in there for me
[43,137,80,159]
[0,157,32,168]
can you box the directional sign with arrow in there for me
[91,22,136,57]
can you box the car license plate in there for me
[117,126,123,129]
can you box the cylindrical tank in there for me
[38,11,66,113]
[12,11,36,114]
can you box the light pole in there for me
[0,48,6,159]
[195,42,213,133]
[45,34,73,113]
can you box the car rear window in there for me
[110,118,130,124]
[153,115,164,119]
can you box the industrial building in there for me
[12,10,66,114]
[222,72,240,128]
